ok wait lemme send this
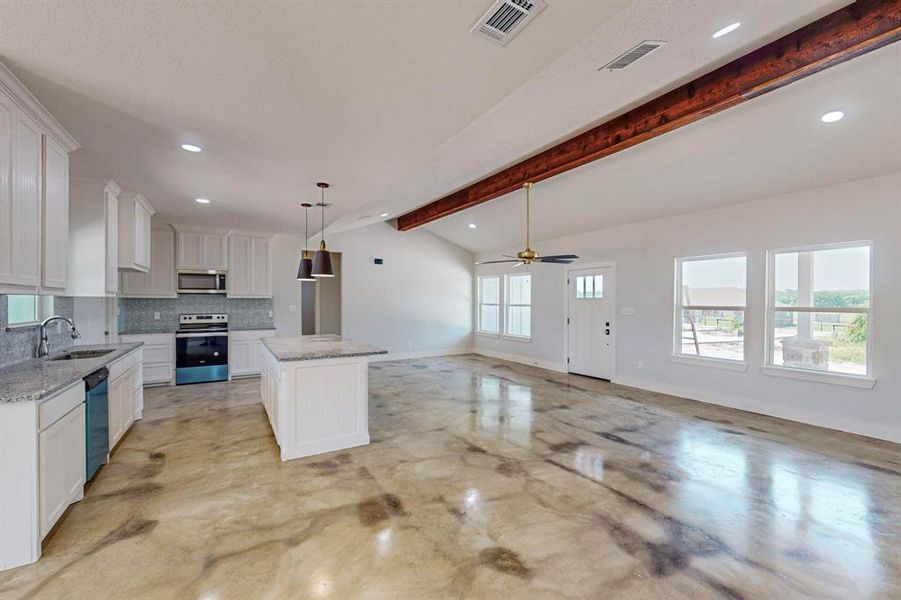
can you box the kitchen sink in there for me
[49,349,116,361]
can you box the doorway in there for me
[567,265,615,380]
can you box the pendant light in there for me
[296,202,315,281]
[312,182,334,277]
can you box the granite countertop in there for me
[0,343,144,404]
[263,335,387,362]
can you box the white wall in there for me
[475,172,901,442]
[330,222,473,356]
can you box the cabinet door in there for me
[230,340,253,376]
[149,229,175,295]
[251,237,271,297]
[11,111,42,287]
[133,201,152,270]
[228,235,251,296]
[0,94,12,284]
[203,234,226,270]
[177,232,203,268]
[39,403,86,538]
[105,192,118,294]
[108,374,126,448]
[42,136,69,290]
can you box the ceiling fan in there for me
[475,182,578,267]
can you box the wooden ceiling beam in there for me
[397,0,901,231]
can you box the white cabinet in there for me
[39,403,85,538]
[0,63,78,293]
[0,103,41,289]
[119,333,174,385]
[230,329,276,377]
[175,227,227,270]
[66,179,120,297]
[120,228,176,298]
[41,135,68,291]
[118,191,155,272]
[227,233,272,297]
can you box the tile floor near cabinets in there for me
[0,356,898,599]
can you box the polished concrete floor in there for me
[1,355,899,599]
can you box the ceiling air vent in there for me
[471,0,547,46]
[599,40,667,71]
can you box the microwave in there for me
[177,270,227,294]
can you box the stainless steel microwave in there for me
[177,270,227,294]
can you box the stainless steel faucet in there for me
[38,316,81,357]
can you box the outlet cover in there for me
[153,312,160,320]
[289,305,296,313]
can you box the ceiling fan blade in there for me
[502,255,520,259]
[475,259,520,265]
[512,262,525,268]
[539,254,579,260]
[537,258,576,264]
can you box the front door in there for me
[568,266,615,380]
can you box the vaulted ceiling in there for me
[1,0,846,238]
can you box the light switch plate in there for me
[621,307,635,316]
[289,305,296,313]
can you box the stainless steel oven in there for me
[175,314,229,384]
[177,270,227,294]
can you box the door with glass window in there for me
[568,267,615,379]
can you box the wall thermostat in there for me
[374,258,384,265]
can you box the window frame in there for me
[476,275,501,336]
[763,240,874,387]
[672,252,748,368]
[503,273,532,341]
[5,295,54,329]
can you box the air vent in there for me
[599,40,667,71]
[471,0,546,46]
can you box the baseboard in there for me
[369,348,473,362]
[613,374,899,443]
[472,348,567,373]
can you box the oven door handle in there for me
[176,332,230,338]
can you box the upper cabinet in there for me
[118,192,155,272]
[227,233,272,298]
[120,227,176,298]
[0,62,78,293]
[42,136,69,290]
[67,179,120,297]
[175,227,227,271]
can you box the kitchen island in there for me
[260,335,387,461]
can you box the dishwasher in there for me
[84,367,110,481]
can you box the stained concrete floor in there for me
[0,355,898,599]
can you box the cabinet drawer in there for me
[108,349,141,380]
[39,381,84,431]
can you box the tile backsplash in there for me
[119,296,274,333]
[0,295,76,368]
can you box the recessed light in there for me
[380,212,390,218]
[821,110,844,123]
[468,223,477,229]
[181,143,203,153]
[195,198,210,204]
[712,22,741,38]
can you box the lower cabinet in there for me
[39,403,85,538]
[107,348,143,450]
[119,333,174,386]
[230,329,276,377]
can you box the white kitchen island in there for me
[260,335,387,461]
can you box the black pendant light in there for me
[297,202,315,281]
[312,182,334,277]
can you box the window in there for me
[575,274,604,299]
[505,274,531,339]
[6,295,54,327]
[674,254,747,362]
[477,276,500,334]
[767,242,871,377]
